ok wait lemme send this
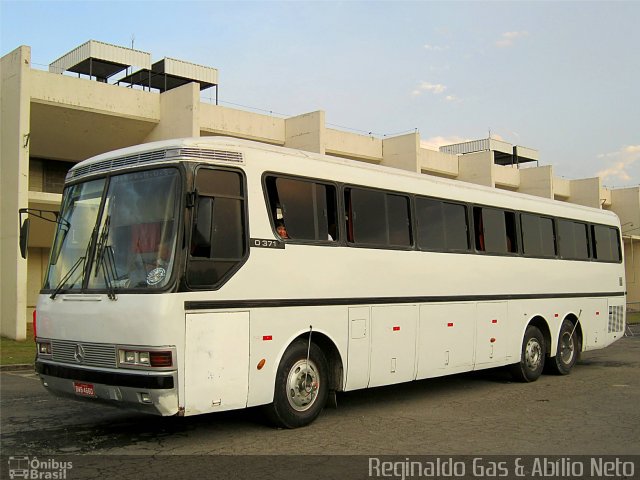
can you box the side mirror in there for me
[19,217,30,259]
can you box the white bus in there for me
[28,137,626,428]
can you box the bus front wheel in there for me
[545,319,579,375]
[265,339,329,428]
[510,325,546,382]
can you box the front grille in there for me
[608,305,625,333]
[51,340,117,368]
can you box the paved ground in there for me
[1,333,638,478]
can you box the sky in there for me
[1,0,639,187]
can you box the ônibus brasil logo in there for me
[7,456,72,479]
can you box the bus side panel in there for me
[184,311,250,416]
[474,302,508,367]
[345,306,371,391]
[416,303,476,380]
[582,298,609,351]
[369,305,418,387]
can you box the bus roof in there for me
[69,136,620,226]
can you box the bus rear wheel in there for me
[510,325,546,382]
[545,319,579,375]
[265,339,328,428]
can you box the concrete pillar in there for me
[382,132,420,173]
[519,165,554,199]
[1,46,31,340]
[568,177,602,209]
[611,186,640,234]
[284,111,325,154]
[145,82,200,142]
[458,151,495,187]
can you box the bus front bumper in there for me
[35,360,180,416]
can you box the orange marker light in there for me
[257,359,266,370]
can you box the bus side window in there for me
[265,176,337,242]
[187,168,247,288]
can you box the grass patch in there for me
[628,311,640,325]
[1,323,35,366]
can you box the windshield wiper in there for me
[93,214,118,300]
[50,227,93,300]
[50,255,86,300]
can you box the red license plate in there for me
[73,382,96,397]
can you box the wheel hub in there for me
[560,331,575,364]
[286,359,320,412]
[525,338,542,370]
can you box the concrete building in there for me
[2,41,639,339]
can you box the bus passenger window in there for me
[474,206,511,254]
[265,176,338,242]
[592,224,621,262]
[346,187,412,248]
[505,211,517,253]
[558,219,589,260]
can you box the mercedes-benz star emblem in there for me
[74,344,85,363]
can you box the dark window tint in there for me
[196,169,242,197]
[346,188,411,247]
[416,198,468,251]
[521,213,556,257]
[188,168,246,287]
[474,207,516,254]
[266,176,337,241]
[387,194,411,246]
[558,219,590,260]
[592,225,621,262]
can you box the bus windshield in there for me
[44,168,181,293]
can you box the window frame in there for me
[472,205,520,256]
[591,223,622,263]
[343,184,414,250]
[415,195,470,252]
[557,217,591,261]
[519,211,558,259]
[262,172,340,246]
[186,165,250,290]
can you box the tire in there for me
[545,319,579,375]
[264,339,328,428]
[510,325,546,382]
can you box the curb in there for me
[0,363,34,372]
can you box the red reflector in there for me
[492,319,498,324]
[447,322,454,327]
[490,338,496,343]
[393,326,400,331]
[149,351,172,367]
[263,335,272,341]
[32,310,37,339]
[596,311,600,316]
[554,313,559,317]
